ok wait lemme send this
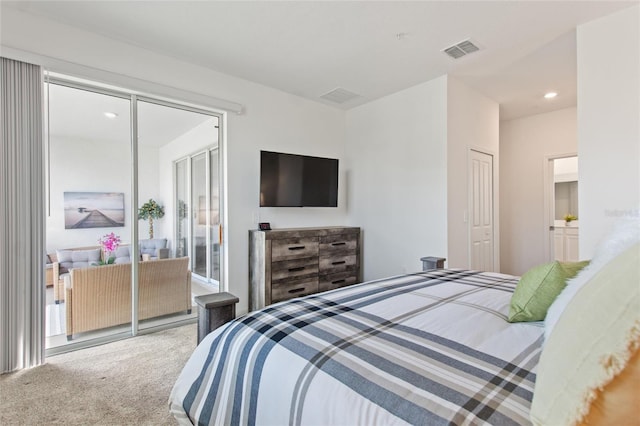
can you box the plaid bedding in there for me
[170,269,544,426]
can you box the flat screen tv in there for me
[260,151,339,207]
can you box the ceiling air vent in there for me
[320,87,361,104]
[443,39,480,59]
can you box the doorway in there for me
[175,145,221,287]
[44,76,224,353]
[545,155,579,262]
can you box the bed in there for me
[169,269,545,425]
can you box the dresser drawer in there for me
[319,254,357,274]
[272,257,319,282]
[271,278,319,303]
[319,272,358,292]
[249,227,360,311]
[319,234,358,255]
[272,238,319,261]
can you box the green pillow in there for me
[508,260,589,323]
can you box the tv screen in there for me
[260,151,339,207]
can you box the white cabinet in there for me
[554,224,580,262]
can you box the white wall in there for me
[499,107,577,275]
[46,136,160,253]
[47,136,130,252]
[577,5,640,258]
[138,145,161,239]
[345,77,448,280]
[446,77,500,270]
[2,7,347,314]
[157,117,219,252]
[554,156,578,182]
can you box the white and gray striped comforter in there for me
[170,269,544,426]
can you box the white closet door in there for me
[470,150,494,272]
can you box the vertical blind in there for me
[1,57,45,373]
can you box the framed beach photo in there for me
[64,192,125,229]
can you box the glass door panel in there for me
[191,152,207,278]
[44,75,224,355]
[210,148,220,282]
[137,100,219,332]
[175,159,189,258]
[45,82,132,350]
[176,147,220,288]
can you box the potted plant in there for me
[97,232,121,264]
[563,213,578,226]
[138,199,165,239]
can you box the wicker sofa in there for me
[51,240,170,303]
[50,246,102,303]
[65,257,192,340]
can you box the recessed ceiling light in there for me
[104,112,118,119]
[544,92,558,99]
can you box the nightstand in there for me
[420,256,446,270]
[194,292,239,344]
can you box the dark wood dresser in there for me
[249,226,361,311]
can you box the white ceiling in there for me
[48,83,214,146]
[6,1,637,121]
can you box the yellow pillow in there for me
[530,243,639,425]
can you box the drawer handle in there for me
[331,279,346,284]
[288,246,306,251]
[288,287,306,294]
[288,267,305,272]
[331,242,346,246]
[332,260,346,265]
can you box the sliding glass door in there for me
[175,144,221,287]
[45,81,133,350]
[192,152,207,277]
[45,76,223,352]
[209,148,221,282]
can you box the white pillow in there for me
[544,217,640,340]
[530,242,640,425]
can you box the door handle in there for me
[549,226,555,231]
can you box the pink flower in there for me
[98,232,121,258]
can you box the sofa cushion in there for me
[140,238,167,257]
[113,245,132,264]
[56,248,101,273]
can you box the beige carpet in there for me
[0,324,196,425]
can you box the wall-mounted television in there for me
[260,151,339,207]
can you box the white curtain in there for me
[0,57,45,373]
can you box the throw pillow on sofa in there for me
[113,246,133,264]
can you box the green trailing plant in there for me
[138,199,165,239]
[563,213,578,223]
